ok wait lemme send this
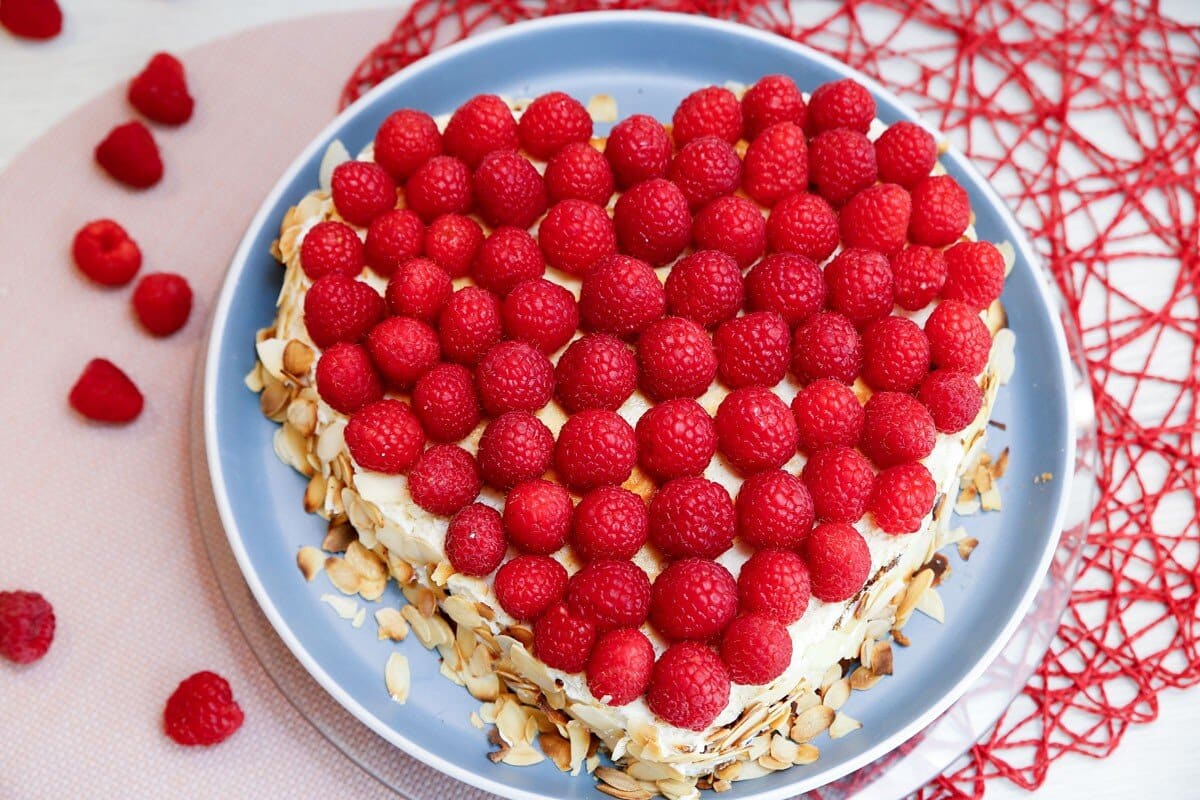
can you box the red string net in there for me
[342,1,1200,796]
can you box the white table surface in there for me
[1,1,1194,798]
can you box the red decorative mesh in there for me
[343,2,1200,796]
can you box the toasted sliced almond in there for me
[896,567,935,626]
[872,641,894,675]
[324,556,362,595]
[849,667,884,691]
[385,653,410,703]
[296,546,324,581]
[790,704,835,743]
[916,585,946,623]
[822,679,851,710]
[374,607,409,641]
[351,606,367,628]
[345,540,388,582]
[829,712,862,739]
[322,519,356,552]
[792,743,820,765]
[282,339,315,377]
[539,731,572,772]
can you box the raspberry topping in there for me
[0,591,55,664]
[132,272,193,336]
[839,183,913,255]
[553,409,637,492]
[790,311,863,385]
[344,399,425,474]
[791,379,865,453]
[473,149,548,230]
[909,174,970,247]
[442,94,519,168]
[613,178,692,266]
[808,128,877,206]
[648,477,736,560]
[637,316,717,400]
[869,462,937,534]
[303,274,385,348]
[742,122,809,207]
[737,549,811,624]
[807,78,876,134]
[518,91,593,160]
[385,257,452,322]
[95,121,163,189]
[862,315,931,392]
[365,209,424,277]
[891,245,948,311]
[503,479,573,554]
[766,192,840,262]
[374,108,442,181]
[663,250,744,328]
[801,446,875,522]
[302,220,365,280]
[605,114,672,189]
[423,213,482,278]
[494,555,568,620]
[742,75,807,140]
[567,559,652,631]
[802,522,871,602]
[365,316,440,388]
[647,642,731,730]
[0,0,61,39]
[69,359,144,423]
[712,311,791,389]
[875,121,938,189]
[408,445,482,516]
[316,343,384,415]
[672,86,742,146]
[445,503,507,576]
[692,195,767,269]
[163,672,244,747]
[545,142,615,206]
[649,558,737,641]
[477,411,554,490]
[669,136,742,210]
[744,253,825,326]
[587,628,655,705]
[331,160,397,226]
[720,614,792,685]
[412,363,481,443]
[502,278,579,354]
[554,333,638,412]
[715,387,800,474]
[860,391,937,467]
[636,398,717,482]
[918,369,984,433]
[735,469,814,549]
[571,486,649,562]
[538,199,617,276]
[825,248,895,326]
[471,226,544,297]
[534,603,596,672]
[579,254,666,337]
[128,52,194,126]
[925,300,992,374]
[72,219,142,286]
[943,241,1006,310]
[438,286,502,365]
[404,156,473,222]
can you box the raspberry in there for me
[869,462,937,534]
[650,558,737,640]
[587,628,654,705]
[737,549,810,623]
[712,311,791,389]
[568,559,652,631]
[331,161,397,226]
[473,149,547,230]
[442,94,519,168]
[0,0,61,39]
[742,122,808,207]
[412,363,481,443]
[613,179,691,266]
[801,447,875,522]
[554,334,638,412]
[72,219,142,286]
[891,245,948,311]
[364,209,423,277]
[735,470,814,549]
[669,136,742,210]
[303,275,385,348]
[404,156,473,222]
[715,387,799,474]
[918,369,984,433]
[132,272,192,336]
[0,591,55,663]
[502,278,579,354]
[472,226,545,296]
[477,411,554,489]
[875,121,937,189]
[538,200,616,276]
[385,257,451,322]
[128,53,193,125]
[374,108,442,181]
[438,286,502,365]
[445,503,507,576]
[802,522,871,602]
[606,114,672,189]
[808,128,877,206]
[545,141,615,206]
[301,220,365,280]
[766,192,839,261]
[744,253,824,327]
[518,91,593,159]
[807,78,876,134]
[163,671,243,747]
[504,479,573,554]
[742,74,806,140]
[69,359,143,423]
[408,445,481,516]
[579,254,666,337]
[825,248,895,325]
[554,409,637,492]
[862,316,931,392]
[647,642,730,730]
[840,183,913,255]
[95,121,163,189]
[636,399,717,482]
[692,195,767,269]
[672,86,742,146]
[345,399,425,473]
[663,250,744,328]
[494,555,567,620]
[720,614,792,685]
[316,343,383,414]
[909,175,970,247]
[791,379,864,453]
[366,316,440,388]
[860,391,937,467]
[637,316,717,400]
[648,477,735,560]
[571,486,648,561]
[790,311,863,385]
[423,213,482,278]
[943,241,1005,310]
[534,603,596,672]
[925,300,992,374]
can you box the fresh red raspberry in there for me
[579,254,666,337]
[909,175,970,247]
[538,199,616,276]
[587,628,655,705]
[807,78,876,134]
[648,477,736,560]
[891,245,947,311]
[647,642,731,730]
[808,128,877,206]
[366,316,440,388]
[925,300,992,374]
[504,479,573,554]
[477,412,554,489]
[412,363,481,442]
[0,591,55,663]
[637,316,717,400]
[825,248,895,325]
[301,220,364,280]
[860,391,937,467]
[534,603,596,672]
[374,108,443,181]
[862,316,931,392]
[801,522,871,602]
[518,91,593,159]
[692,195,766,269]
[790,311,863,385]
[869,462,937,534]
[606,114,672,189]
[737,549,810,624]
[0,0,61,39]
[571,486,648,561]
[712,311,791,389]
[918,369,984,433]
[663,250,744,328]
[943,241,1005,310]
[636,399,717,482]
[554,334,638,412]
[127,52,193,125]
[840,183,912,255]
[385,257,451,322]
[742,122,808,207]
[472,226,544,296]
[502,278,579,354]
[568,559,652,631]
[438,286,502,365]
[494,555,567,620]
[672,86,742,146]
[720,613,792,685]
[766,192,839,261]
[364,209,423,276]
[473,149,547,230]
[744,253,825,327]
[423,213,482,278]
[94,121,163,189]
[69,359,143,423]
[545,141,615,206]
[344,399,425,473]
[445,503,507,576]
[163,671,243,747]
[669,136,742,209]
[650,558,737,640]
[72,219,142,286]
[331,161,396,226]
[735,470,814,549]
[791,379,864,453]
[742,74,807,140]
[316,343,383,414]
[303,274,385,348]
[407,445,482,516]
[554,409,637,492]
[613,178,691,266]
[442,94,519,168]
[404,156,473,222]
[875,121,937,189]
[801,446,875,522]
[715,387,799,474]
[132,272,192,336]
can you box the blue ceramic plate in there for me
[204,12,1076,799]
